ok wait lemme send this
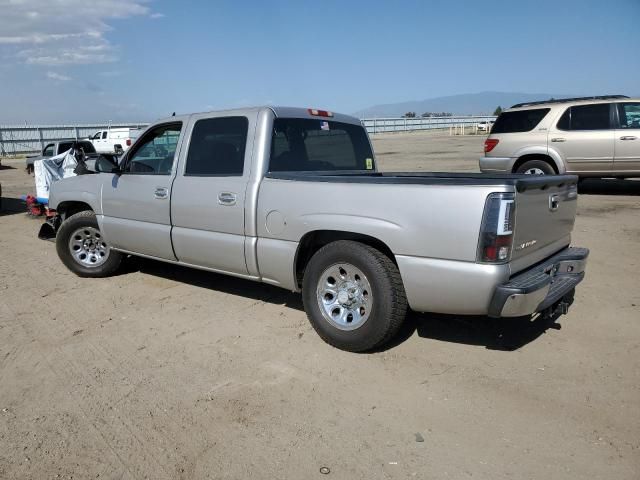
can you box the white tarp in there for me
[34,149,78,200]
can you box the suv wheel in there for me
[515,159,555,175]
[302,240,407,352]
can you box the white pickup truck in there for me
[43,106,588,352]
[89,127,141,155]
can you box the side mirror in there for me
[95,155,122,174]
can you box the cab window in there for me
[123,123,182,175]
[102,131,108,139]
[43,144,55,157]
[185,117,248,176]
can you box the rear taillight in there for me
[477,193,515,263]
[126,139,132,146]
[484,138,499,153]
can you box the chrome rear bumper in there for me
[489,247,589,318]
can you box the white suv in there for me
[479,95,640,178]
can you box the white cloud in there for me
[0,0,151,65]
[46,71,71,81]
[150,13,165,19]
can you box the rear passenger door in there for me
[171,113,253,275]
[549,103,614,174]
[614,102,640,173]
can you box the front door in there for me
[100,122,184,260]
[549,103,614,174]
[170,114,252,275]
[614,102,640,173]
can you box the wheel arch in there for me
[512,154,560,174]
[56,201,94,220]
[294,230,397,289]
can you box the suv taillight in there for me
[477,193,515,263]
[126,139,132,146]
[484,138,499,153]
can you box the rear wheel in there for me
[56,210,123,277]
[302,240,407,352]
[515,159,555,175]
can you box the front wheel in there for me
[56,210,123,277]
[302,240,408,352]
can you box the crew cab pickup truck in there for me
[43,106,588,352]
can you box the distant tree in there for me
[493,106,503,116]
[421,111,453,117]
[403,112,416,118]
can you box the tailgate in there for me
[511,176,578,263]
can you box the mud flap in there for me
[38,216,60,241]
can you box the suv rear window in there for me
[491,108,550,134]
[269,118,374,172]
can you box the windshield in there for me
[269,118,375,172]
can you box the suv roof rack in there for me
[511,95,629,109]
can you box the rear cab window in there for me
[58,142,73,153]
[269,118,375,172]
[491,108,550,134]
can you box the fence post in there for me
[37,127,44,151]
[0,128,4,156]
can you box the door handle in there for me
[551,137,566,142]
[620,136,637,140]
[218,192,237,206]
[154,187,168,199]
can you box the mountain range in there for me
[352,91,581,118]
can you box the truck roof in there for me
[154,106,363,127]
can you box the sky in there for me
[0,0,638,124]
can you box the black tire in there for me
[515,159,556,175]
[56,210,123,277]
[302,240,408,352]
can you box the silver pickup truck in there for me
[43,106,588,352]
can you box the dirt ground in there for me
[1,131,639,479]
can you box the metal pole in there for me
[0,128,4,156]
[37,127,44,151]
[75,126,79,140]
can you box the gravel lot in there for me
[1,131,639,479]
